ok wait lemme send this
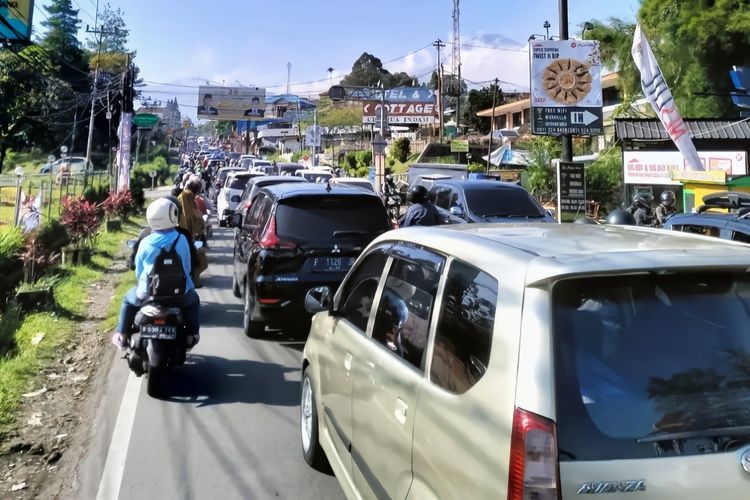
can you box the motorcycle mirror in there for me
[126,239,137,249]
[194,241,204,250]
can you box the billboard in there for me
[362,102,436,125]
[0,0,34,42]
[348,87,436,103]
[623,150,748,185]
[197,86,266,121]
[530,40,603,135]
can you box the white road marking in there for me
[95,371,143,500]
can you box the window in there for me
[245,194,271,238]
[434,188,452,209]
[732,230,750,244]
[464,187,545,218]
[512,112,522,127]
[448,191,460,208]
[371,247,444,370]
[684,191,695,212]
[431,260,498,394]
[339,247,390,332]
[677,224,722,237]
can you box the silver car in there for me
[301,223,750,499]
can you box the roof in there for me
[230,171,266,179]
[615,119,750,141]
[666,212,750,225]
[261,182,383,201]
[431,179,525,191]
[250,175,307,187]
[374,223,750,285]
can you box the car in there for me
[428,179,555,223]
[329,177,376,193]
[235,175,308,217]
[298,169,333,183]
[663,191,750,243]
[250,159,274,174]
[300,222,750,500]
[229,183,391,337]
[39,156,92,174]
[216,171,265,226]
[276,162,305,176]
[211,166,244,203]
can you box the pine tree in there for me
[41,0,89,92]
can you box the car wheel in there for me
[301,369,327,470]
[243,280,264,338]
[232,273,242,298]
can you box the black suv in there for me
[663,191,750,243]
[428,179,555,224]
[229,183,391,337]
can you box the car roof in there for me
[260,182,383,201]
[667,212,750,224]
[229,171,265,179]
[250,175,307,187]
[331,177,371,183]
[432,179,525,191]
[277,162,303,168]
[218,166,244,173]
[373,223,750,286]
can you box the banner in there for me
[0,0,33,42]
[623,150,747,185]
[117,113,132,191]
[632,24,702,170]
[362,102,436,124]
[197,86,266,121]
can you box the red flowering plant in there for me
[102,190,134,221]
[60,195,103,249]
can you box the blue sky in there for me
[33,0,641,118]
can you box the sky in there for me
[33,0,641,120]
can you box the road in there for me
[74,228,344,500]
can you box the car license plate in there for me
[312,257,353,272]
[141,325,178,339]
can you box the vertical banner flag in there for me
[117,113,132,191]
[632,23,702,170]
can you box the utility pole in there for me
[486,78,498,174]
[433,39,445,142]
[286,62,291,94]
[559,0,573,163]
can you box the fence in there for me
[0,171,110,227]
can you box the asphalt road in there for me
[74,228,344,500]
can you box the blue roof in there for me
[267,94,317,110]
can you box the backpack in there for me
[147,234,187,301]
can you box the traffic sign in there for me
[533,106,603,136]
[132,113,159,128]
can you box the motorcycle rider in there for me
[655,190,678,226]
[606,208,637,225]
[178,176,209,286]
[630,193,654,226]
[399,185,442,227]
[112,197,200,350]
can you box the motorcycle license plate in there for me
[312,257,353,272]
[141,325,178,339]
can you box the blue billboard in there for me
[0,0,34,42]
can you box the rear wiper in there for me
[637,425,750,443]
[333,230,369,238]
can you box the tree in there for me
[87,3,131,74]
[463,84,503,134]
[390,138,411,163]
[517,136,561,203]
[340,52,419,88]
[586,148,623,213]
[41,0,89,93]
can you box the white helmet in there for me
[146,197,179,231]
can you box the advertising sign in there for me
[530,40,603,136]
[556,161,586,221]
[305,125,322,148]
[623,150,748,185]
[362,102,436,125]
[197,86,266,121]
[349,87,435,103]
[450,140,469,153]
[116,113,132,191]
[132,113,159,128]
[0,0,33,42]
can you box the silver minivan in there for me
[301,223,750,499]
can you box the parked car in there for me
[39,156,92,174]
[236,175,308,217]
[428,179,555,223]
[301,223,750,499]
[276,162,305,176]
[229,183,391,337]
[663,191,750,243]
[216,171,265,226]
[330,177,376,193]
[211,167,244,203]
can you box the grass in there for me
[0,216,144,436]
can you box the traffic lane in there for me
[117,229,344,500]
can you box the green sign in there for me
[450,139,469,153]
[132,113,159,128]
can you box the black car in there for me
[236,175,308,218]
[663,191,750,243]
[428,179,555,223]
[276,162,305,176]
[229,183,391,337]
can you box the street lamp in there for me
[327,67,334,85]
[543,20,551,39]
[13,167,24,226]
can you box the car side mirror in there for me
[449,205,464,217]
[228,212,242,228]
[305,286,332,314]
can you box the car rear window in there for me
[464,187,544,218]
[228,176,251,190]
[553,272,750,461]
[275,196,389,242]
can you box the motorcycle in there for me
[124,239,203,397]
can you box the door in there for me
[351,244,445,500]
[316,246,391,484]
[234,193,270,284]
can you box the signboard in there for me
[0,0,33,42]
[116,112,132,191]
[556,161,586,221]
[623,150,747,185]
[450,140,469,153]
[349,87,436,103]
[530,40,602,136]
[305,125,322,148]
[362,102,436,125]
[132,113,159,128]
[197,86,266,121]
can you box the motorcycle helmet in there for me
[606,208,637,225]
[164,195,182,218]
[660,190,676,208]
[632,193,653,210]
[406,185,428,204]
[573,216,597,224]
[146,197,179,231]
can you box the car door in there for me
[315,245,391,485]
[234,193,270,283]
[351,244,445,500]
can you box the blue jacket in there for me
[134,229,194,299]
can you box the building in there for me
[135,97,182,133]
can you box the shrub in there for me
[390,137,411,163]
[18,232,59,283]
[60,196,102,248]
[83,185,110,205]
[0,228,24,310]
[36,220,70,255]
[129,177,146,210]
[102,190,134,220]
[344,152,357,169]
[355,150,372,168]
[354,166,370,178]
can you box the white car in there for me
[39,156,92,174]
[250,159,274,174]
[216,171,265,226]
[329,177,376,193]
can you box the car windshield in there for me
[275,196,389,243]
[228,176,251,190]
[301,172,332,183]
[553,272,750,460]
[463,187,544,217]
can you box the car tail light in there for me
[507,407,560,500]
[258,217,296,250]
[258,298,281,305]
